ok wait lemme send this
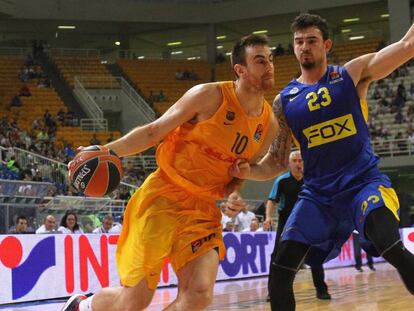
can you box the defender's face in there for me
[293,27,330,70]
[241,45,275,91]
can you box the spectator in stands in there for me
[37,77,50,88]
[31,119,41,130]
[58,211,84,234]
[93,215,114,233]
[80,216,95,233]
[32,170,43,182]
[8,215,29,234]
[36,128,49,142]
[107,132,115,143]
[18,66,30,82]
[63,142,76,158]
[391,90,406,112]
[109,215,123,233]
[287,43,294,55]
[216,52,226,63]
[65,109,77,126]
[36,215,57,234]
[372,86,382,99]
[57,109,66,125]
[175,69,184,80]
[7,156,21,174]
[274,43,285,56]
[9,95,22,107]
[90,133,101,145]
[189,69,199,80]
[384,84,394,98]
[118,186,131,201]
[223,221,235,232]
[158,90,167,102]
[19,84,31,97]
[395,109,406,124]
[242,217,263,232]
[409,130,414,145]
[182,69,191,80]
[234,199,255,232]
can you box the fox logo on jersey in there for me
[303,114,357,148]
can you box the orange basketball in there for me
[68,145,123,197]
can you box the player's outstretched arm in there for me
[105,83,221,157]
[230,95,290,181]
[346,22,414,90]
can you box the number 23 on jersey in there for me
[306,87,332,111]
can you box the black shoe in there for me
[61,294,86,311]
[368,265,376,271]
[316,291,331,300]
[356,266,363,272]
[266,294,271,302]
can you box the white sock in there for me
[78,295,93,311]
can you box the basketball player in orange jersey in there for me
[62,35,284,311]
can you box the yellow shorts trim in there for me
[378,185,400,221]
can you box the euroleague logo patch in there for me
[226,111,235,121]
[191,233,216,253]
[254,124,263,142]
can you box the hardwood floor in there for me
[1,263,412,310]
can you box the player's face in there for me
[289,154,303,175]
[241,45,274,91]
[293,27,330,70]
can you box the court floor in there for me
[0,263,412,310]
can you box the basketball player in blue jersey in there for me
[231,13,414,310]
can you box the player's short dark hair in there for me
[231,34,269,67]
[291,13,329,41]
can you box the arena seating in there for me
[52,56,118,89]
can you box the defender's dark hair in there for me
[231,34,269,67]
[291,13,329,41]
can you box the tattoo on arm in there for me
[269,95,291,167]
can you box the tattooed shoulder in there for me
[269,94,291,163]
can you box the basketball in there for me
[68,145,123,197]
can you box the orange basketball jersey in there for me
[157,81,273,199]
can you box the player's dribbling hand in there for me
[229,158,251,179]
[67,146,85,180]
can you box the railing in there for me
[0,179,53,197]
[0,47,28,56]
[372,138,414,157]
[50,48,100,58]
[118,77,155,122]
[80,118,108,131]
[12,147,69,186]
[74,75,155,124]
[74,75,121,89]
[5,147,140,196]
[73,76,104,121]
[124,155,158,171]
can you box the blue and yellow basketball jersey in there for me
[280,65,380,195]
